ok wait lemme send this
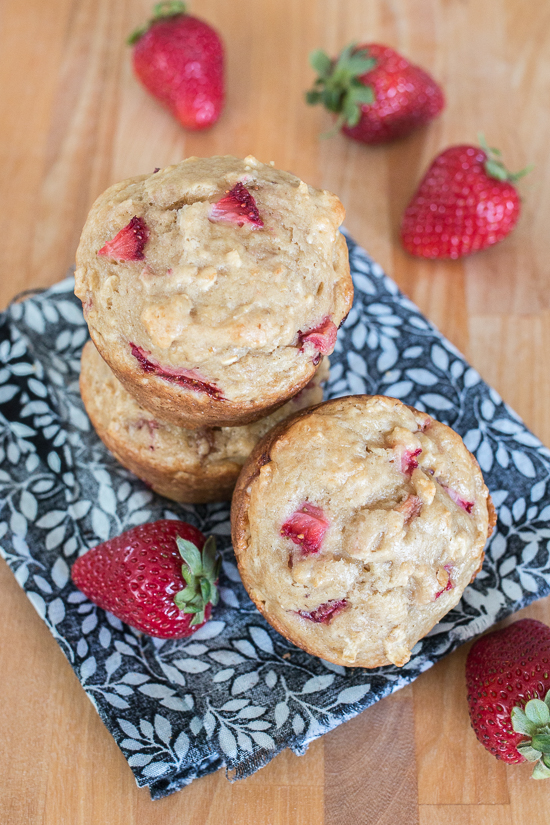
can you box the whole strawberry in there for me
[71,520,220,638]
[466,618,550,778]
[401,140,530,259]
[128,1,224,131]
[305,43,444,144]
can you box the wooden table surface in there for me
[1,1,549,823]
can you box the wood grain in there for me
[0,1,550,823]
[325,688,418,825]
[414,644,510,805]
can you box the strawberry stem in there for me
[306,42,376,133]
[511,690,550,779]
[128,1,187,45]
[478,133,533,184]
[174,535,220,626]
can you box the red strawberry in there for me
[306,43,444,144]
[401,141,530,259]
[97,216,149,261]
[299,599,347,624]
[281,503,330,555]
[466,618,550,778]
[71,520,221,639]
[297,317,338,355]
[130,343,223,399]
[209,182,264,229]
[128,2,224,131]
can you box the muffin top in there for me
[231,395,494,668]
[75,155,351,405]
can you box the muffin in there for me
[74,155,352,428]
[80,340,329,504]
[231,395,495,668]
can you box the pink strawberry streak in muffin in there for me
[281,503,329,554]
[130,344,224,399]
[298,599,347,624]
[134,418,159,450]
[297,317,337,355]
[435,565,455,599]
[443,484,474,514]
[401,447,422,475]
[396,494,422,524]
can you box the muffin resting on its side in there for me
[231,395,495,668]
[75,155,352,427]
[80,341,328,504]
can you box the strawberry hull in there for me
[307,42,444,145]
[343,45,444,145]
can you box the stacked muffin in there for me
[75,155,353,503]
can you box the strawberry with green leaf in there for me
[466,618,550,778]
[401,138,531,259]
[71,520,220,638]
[306,43,444,144]
[511,695,550,778]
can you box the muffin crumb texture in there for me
[233,396,493,668]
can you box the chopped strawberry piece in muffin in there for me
[130,344,223,399]
[97,216,149,261]
[401,447,422,475]
[435,564,455,599]
[299,599,347,624]
[208,182,264,228]
[297,317,338,355]
[281,503,330,554]
[134,417,159,449]
[443,484,474,514]
[396,494,422,524]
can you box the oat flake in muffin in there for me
[74,155,352,427]
[231,395,495,668]
[80,341,329,504]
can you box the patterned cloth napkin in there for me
[1,233,549,799]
